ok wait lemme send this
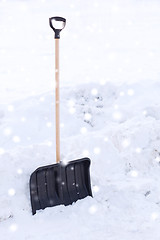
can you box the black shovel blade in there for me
[29,158,92,215]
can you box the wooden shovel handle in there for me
[55,39,60,163]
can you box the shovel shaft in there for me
[55,39,60,163]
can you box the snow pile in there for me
[1,81,160,239]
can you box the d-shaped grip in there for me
[49,17,66,39]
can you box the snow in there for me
[1,0,160,239]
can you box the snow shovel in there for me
[29,16,92,215]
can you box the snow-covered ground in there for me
[1,0,160,239]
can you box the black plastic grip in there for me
[49,16,66,39]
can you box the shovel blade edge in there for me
[29,157,92,215]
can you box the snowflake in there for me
[127,21,133,26]
[46,141,52,147]
[125,58,130,64]
[114,104,119,109]
[149,51,154,57]
[43,56,48,62]
[17,169,23,174]
[21,117,26,122]
[108,52,116,61]
[69,107,76,114]
[30,49,36,54]
[60,123,64,128]
[130,170,138,177]
[19,3,28,11]
[7,105,14,112]
[0,148,5,155]
[39,97,45,102]
[68,99,75,107]
[89,205,97,214]
[94,147,101,154]
[119,91,125,97]
[12,136,21,143]
[46,122,52,127]
[118,67,123,73]
[83,150,89,156]
[155,156,160,162]
[91,88,98,96]
[105,43,110,49]
[75,11,80,17]
[9,224,18,232]
[61,158,69,166]
[93,185,99,193]
[142,110,147,116]
[0,48,6,54]
[3,127,12,136]
[151,212,159,221]
[31,91,36,96]
[104,137,108,142]
[136,41,140,46]
[122,139,130,148]
[84,113,92,121]
[135,147,142,153]
[100,79,106,85]
[113,111,122,120]
[111,4,119,13]
[80,127,87,134]
[8,188,16,196]
[8,16,13,21]
[85,75,90,81]
[93,1,99,7]
[127,89,134,96]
